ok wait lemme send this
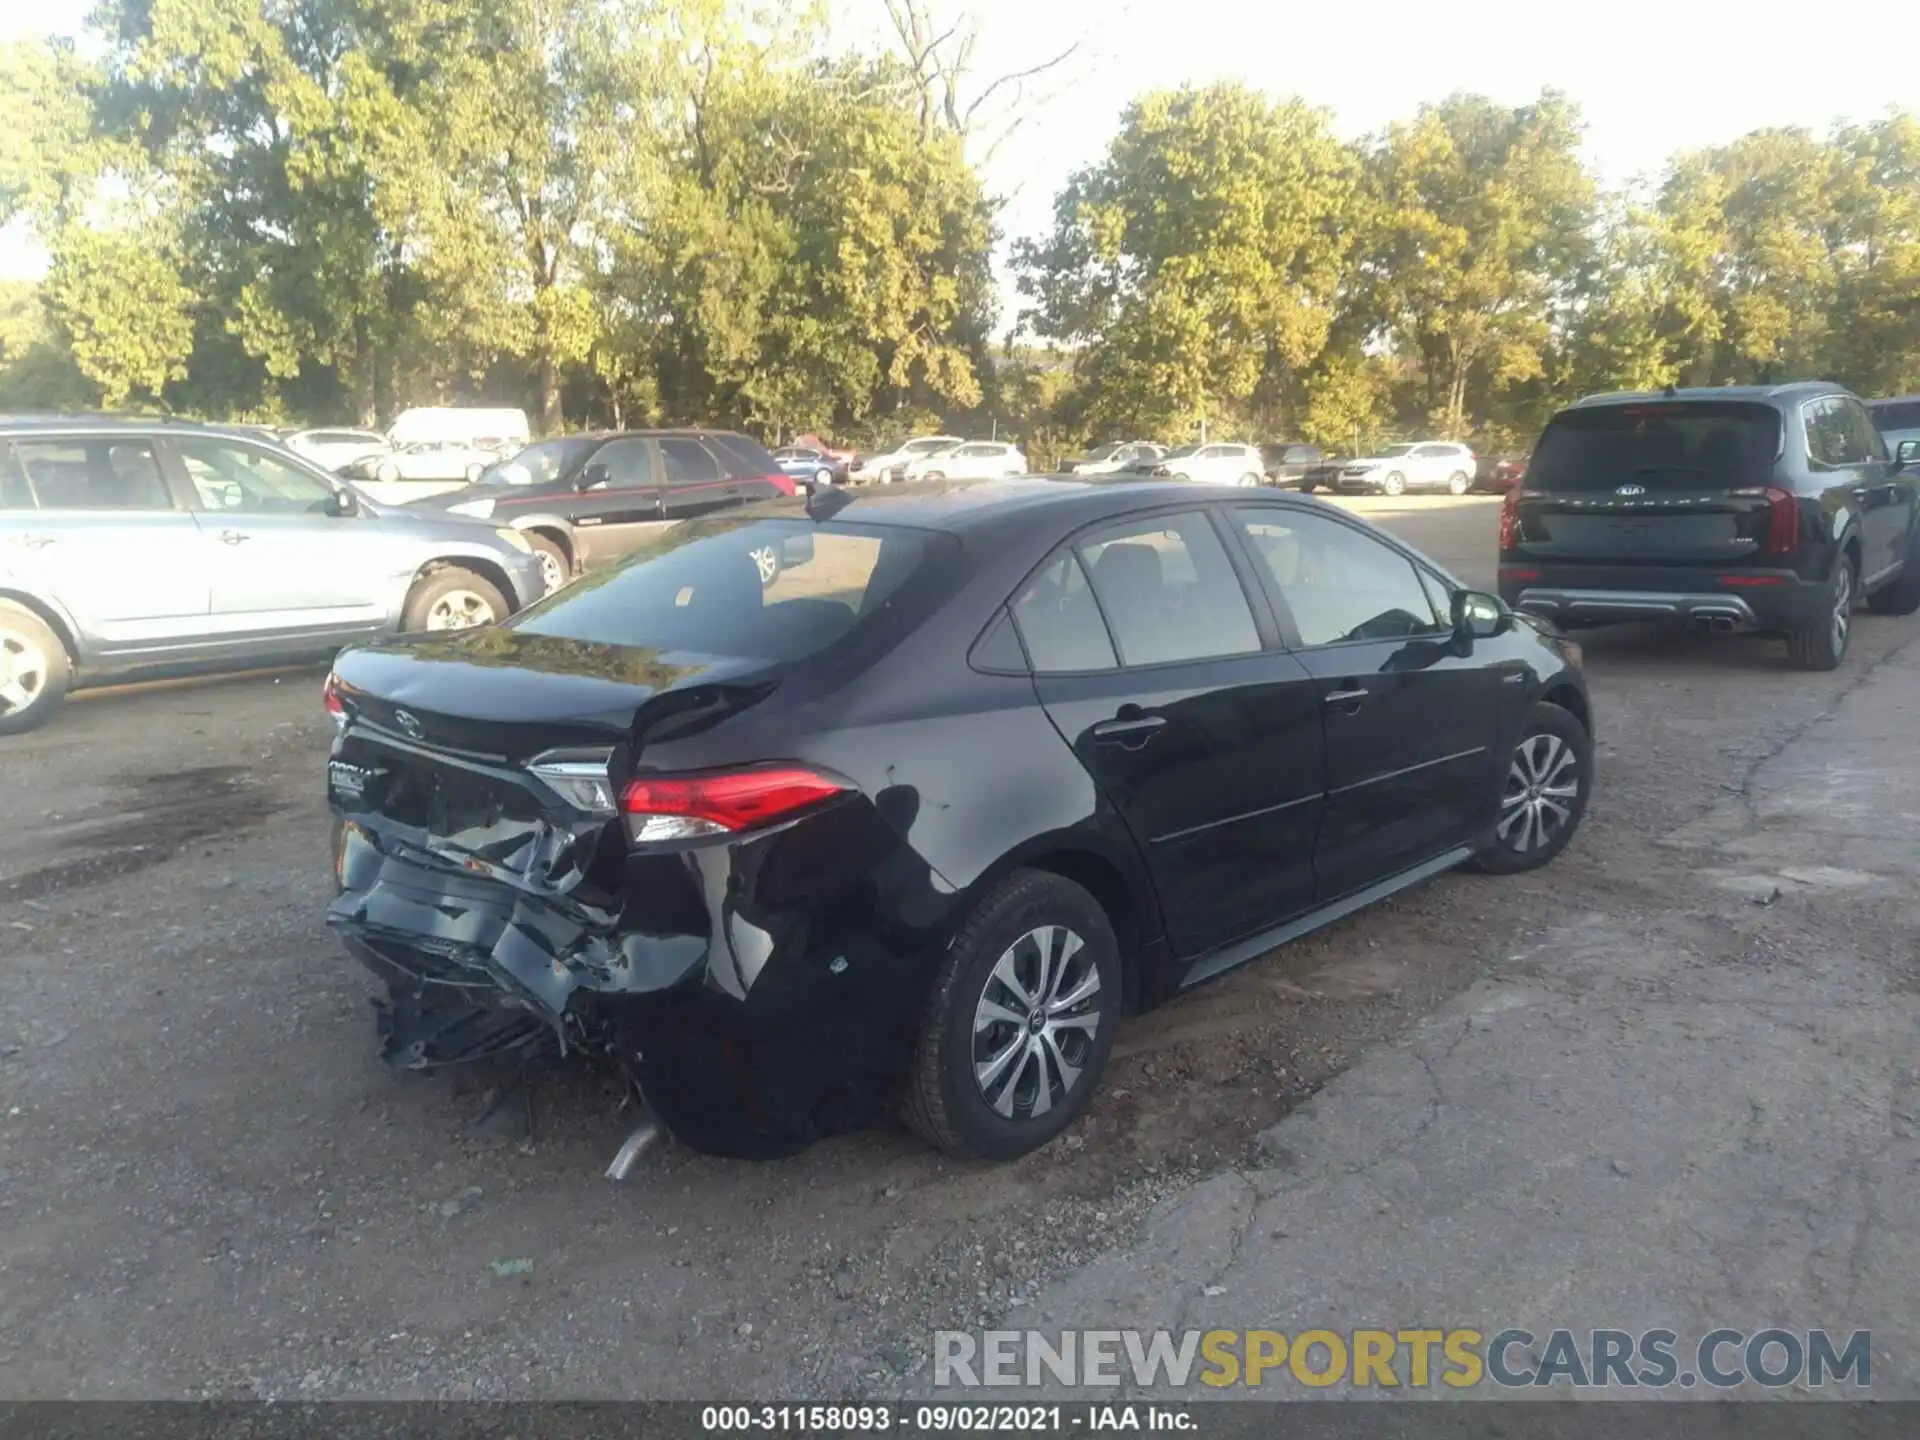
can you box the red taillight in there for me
[1732,484,1798,557]
[619,766,848,842]
[1498,487,1523,550]
[1719,575,1787,588]
[764,472,796,496]
[323,673,347,730]
[1501,567,1542,582]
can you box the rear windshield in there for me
[1871,400,1920,433]
[1529,402,1781,492]
[508,517,940,663]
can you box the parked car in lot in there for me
[343,440,503,494]
[0,417,545,734]
[324,477,1592,1161]
[1260,442,1325,487]
[1498,383,1920,671]
[1334,442,1477,496]
[1060,441,1166,476]
[852,435,962,484]
[1143,442,1266,486]
[284,427,393,473]
[772,446,849,489]
[896,440,1027,483]
[409,428,795,592]
[1476,454,1529,492]
[1869,395,1920,460]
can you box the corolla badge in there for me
[392,709,425,740]
[1615,484,1646,497]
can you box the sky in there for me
[8,0,1920,319]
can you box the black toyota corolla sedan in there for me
[323,479,1593,1161]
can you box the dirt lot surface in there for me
[2,493,1913,1398]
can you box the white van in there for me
[386,407,531,452]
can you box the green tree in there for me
[1362,91,1596,438]
[41,221,196,406]
[1016,83,1361,440]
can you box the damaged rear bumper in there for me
[327,799,955,1158]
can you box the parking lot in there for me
[2,492,1916,1399]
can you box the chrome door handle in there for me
[217,530,251,545]
[1324,687,1370,709]
[1091,714,1167,744]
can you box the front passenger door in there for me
[1015,508,1325,957]
[567,437,662,565]
[1229,506,1503,902]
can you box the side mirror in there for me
[1897,439,1919,469]
[580,462,610,491]
[324,487,358,517]
[1452,589,1508,641]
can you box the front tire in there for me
[0,601,71,736]
[526,532,570,595]
[375,461,400,484]
[1382,471,1406,497]
[1447,471,1470,496]
[1239,472,1262,488]
[905,869,1122,1160]
[401,568,509,632]
[1468,701,1592,874]
[1787,554,1855,671]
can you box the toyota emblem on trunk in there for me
[1615,484,1646,496]
[393,709,424,740]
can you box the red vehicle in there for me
[1476,454,1529,492]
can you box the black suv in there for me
[410,429,793,592]
[1498,384,1920,670]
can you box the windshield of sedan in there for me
[1377,444,1417,458]
[1161,446,1200,460]
[1082,444,1125,462]
[481,437,597,485]
[902,438,953,456]
[509,517,953,664]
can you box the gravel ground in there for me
[1,494,1912,1398]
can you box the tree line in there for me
[2,0,1917,464]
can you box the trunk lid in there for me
[1510,400,1785,564]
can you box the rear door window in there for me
[510,517,941,664]
[1530,403,1781,491]
[659,438,723,485]
[0,446,39,510]
[1076,511,1261,666]
[8,438,173,510]
[1870,400,1920,433]
[1011,551,1117,672]
[706,432,781,478]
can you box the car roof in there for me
[0,413,296,439]
[729,475,1352,538]
[1569,382,1853,409]
[1868,394,1920,408]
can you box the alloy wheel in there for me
[1383,472,1405,496]
[1498,732,1581,853]
[0,628,48,717]
[537,551,568,594]
[425,589,498,630]
[750,545,780,585]
[971,925,1102,1120]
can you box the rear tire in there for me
[1447,471,1470,496]
[905,869,1121,1160]
[0,601,71,736]
[1382,471,1406,497]
[1786,554,1855,671]
[400,568,509,632]
[1466,701,1592,875]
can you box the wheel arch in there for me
[957,832,1166,1016]
[0,588,81,664]
[1540,679,1592,740]
[408,554,520,614]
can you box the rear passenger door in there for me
[658,438,744,522]
[0,435,210,650]
[1807,397,1896,582]
[1014,507,1325,958]
[1228,505,1502,901]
